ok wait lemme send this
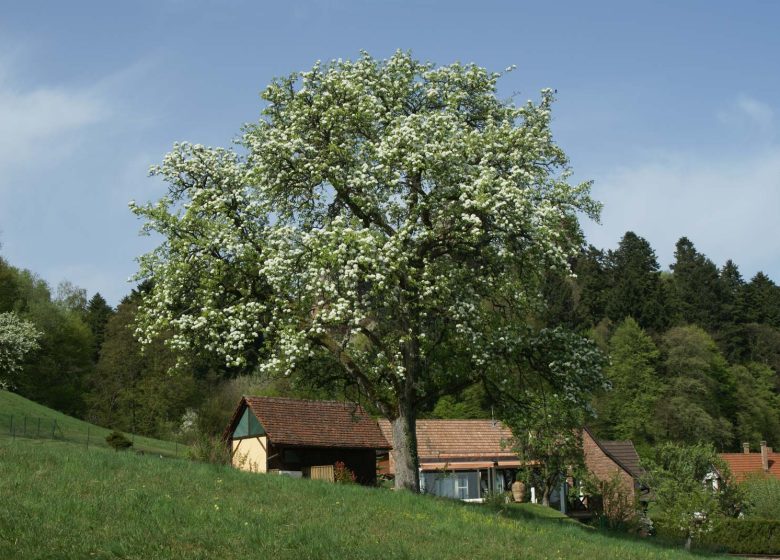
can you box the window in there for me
[422,471,479,500]
[456,477,469,499]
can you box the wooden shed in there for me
[224,396,391,485]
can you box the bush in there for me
[333,461,356,484]
[188,433,231,465]
[742,475,780,520]
[704,518,780,554]
[105,431,133,451]
[654,516,780,554]
[583,472,639,531]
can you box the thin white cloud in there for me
[717,94,774,135]
[0,59,109,179]
[584,148,780,281]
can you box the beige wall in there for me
[231,436,268,473]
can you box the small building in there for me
[224,396,391,485]
[377,419,522,501]
[720,440,779,482]
[581,427,649,512]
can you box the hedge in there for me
[654,517,780,554]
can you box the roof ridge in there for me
[244,395,367,407]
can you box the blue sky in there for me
[1,0,778,305]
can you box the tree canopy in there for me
[131,51,604,490]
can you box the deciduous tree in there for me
[131,52,603,490]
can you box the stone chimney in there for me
[761,440,769,472]
[743,442,750,454]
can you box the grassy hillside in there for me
[0,440,721,560]
[0,390,182,456]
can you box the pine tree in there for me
[604,232,666,331]
[744,272,780,327]
[85,293,114,362]
[571,245,608,328]
[669,237,721,329]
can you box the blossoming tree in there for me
[131,52,603,490]
[0,312,41,389]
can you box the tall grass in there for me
[0,440,721,559]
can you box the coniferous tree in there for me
[744,272,780,327]
[670,237,721,330]
[718,260,747,326]
[604,232,666,331]
[571,245,608,328]
[85,293,114,362]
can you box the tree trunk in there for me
[684,535,692,551]
[391,398,420,492]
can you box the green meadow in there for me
[0,389,183,457]
[0,440,722,560]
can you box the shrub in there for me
[583,471,639,531]
[105,431,133,451]
[654,516,780,554]
[333,461,356,484]
[483,491,511,514]
[704,518,780,554]
[188,433,231,465]
[742,475,780,520]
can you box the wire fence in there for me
[0,413,186,458]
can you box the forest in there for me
[2,230,779,454]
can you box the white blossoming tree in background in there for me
[131,51,604,491]
[0,312,41,389]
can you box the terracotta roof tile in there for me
[230,396,391,449]
[378,419,516,460]
[720,452,780,482]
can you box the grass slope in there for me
[0,390,181,456]
[0,440,722,560]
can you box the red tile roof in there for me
[378,419,517,473]
[720,450,780,482]
[227,396,391,450]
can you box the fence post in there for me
[52,420,56,439]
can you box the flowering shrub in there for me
[333,461,357,484]
[0,312,41,389]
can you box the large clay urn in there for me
[511,481,526,503]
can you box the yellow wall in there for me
[231,436,268,473]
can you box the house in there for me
[223,396,391,484]
[377,419,523,501]
[223,397,648,513]
[720,440,780,482]
[580,427,649,515]
[582,427,648,504]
